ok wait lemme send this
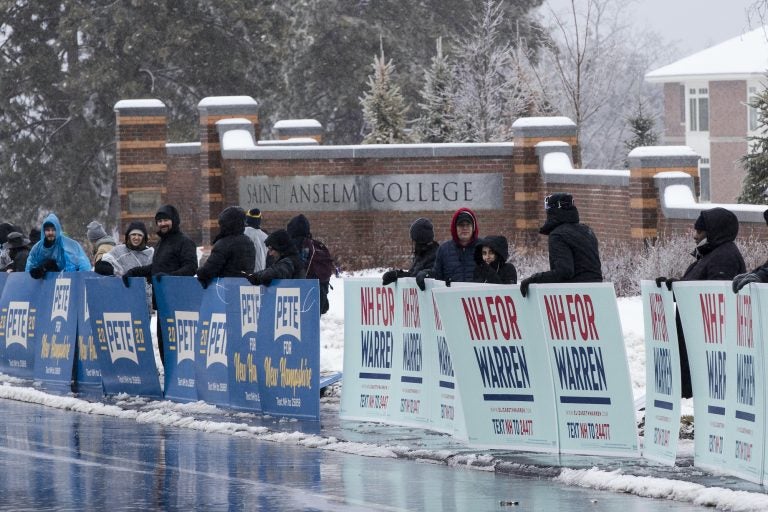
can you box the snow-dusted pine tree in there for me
[623,99,659,167]
[450,0,529,142]
[414,38,455,143]
[738,81,768,204]
[360,49,410,144]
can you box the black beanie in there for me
[265,229,293,254]
[246,208,262,229]
[409,218,434,244]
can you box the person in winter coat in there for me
[26,213,91,277]
[473,236,517,284]
[0,223,23,270]
[244,229,305,286]
[95,221,155,312]
[244,208,268,272]
[196,206,255,289]
[656,206,745,399]
[381,217,439,286]
[86,221,116,264]
[125,204,197,364]
[733,209,768,292]
[520,193,602,297]
[415,207,480,290]
[3,232,31,272]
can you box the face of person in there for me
[267,246,279,259]
[694,229,706,244]
[456,220,473,244]
[156,217,172,235]
[128,232,144,248]
[44,225,56,242]
[481,246,496,264]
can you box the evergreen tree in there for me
[415,38,455,143]
[360,50,410,144]
[738,81,768,204]
[623,99,659,167]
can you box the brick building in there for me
[646,26,768,203]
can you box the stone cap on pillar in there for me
[628,146,699,169]
[198,96,258,116]
[216,118,256,149]
[273,119,323,141]
[512,116,576,139]
[114,99,166,116]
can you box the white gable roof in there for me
[646,26,768,83]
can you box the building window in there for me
[699,158,711,202]
[679,84,685,124]
[688,87,709,132]
[748,85,759,132]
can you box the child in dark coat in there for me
[473,236,517,284]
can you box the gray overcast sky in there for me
[541,0,758,56]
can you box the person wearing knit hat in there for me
[244,228,305,286]
[415,207,480,290]
[86,220,116,263]
[95,221,154,277]
[244,207,268,272]
[382,217,439,286]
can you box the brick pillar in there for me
[273,119,323,143]
[114,99,168,235]
[511,117,578,242]
[198,96,260,245]
[628,146,699,241]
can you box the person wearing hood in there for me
[244,229,305,286]
[3,232,31,272]
[415,207,480,290]
[733,209,768,292]
[520,193,602,297]
[473,236,517,284]
[656,207,745,399]
[95,221,154,277]
[196,206,255,289]
[382,218,440,286]
[125,204,197,365]
[86,220,116,264]
[26,213,91,277]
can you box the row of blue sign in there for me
[0,272,321,420]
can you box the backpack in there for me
[299,238,336,314]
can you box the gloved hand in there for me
[153,272,168,283]
[663,277,678,291]
[122,275,131,287]
[29,266,46,279]
[733,272,761,293]
[197,275,209,289]
[445,277,452,287]
[43,259,59,272]
[94,261,114,276]
[654,276,667,288]
[382,269,401,286]
[520,277,532,297]
[245,273,261,286]
[415,270,432,291]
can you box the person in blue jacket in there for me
[26,213,91,277]
[415,207,480,290]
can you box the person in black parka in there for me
[382,217,440,286]
[196,206,255,288]
[125,204,197,365]
[520,193,602,297]
[244,229,306,286]
[473,236,517,284]
[3,232,30,272]
[657,207,746,399]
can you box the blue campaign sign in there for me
[339,278,397,422]
[196,280,231,407]
[154,277,204,403]
[673,282,731,473]
[74,273,104,396]
[532,283,638,457]
[434,284,559,452]
[0,272,46,378]
[640,281,682,466]
[34,272,81,393]
[85,277,162,398]
[257,279,320,420]
[226,280,262,413]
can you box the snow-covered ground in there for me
[0,269,765,510]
